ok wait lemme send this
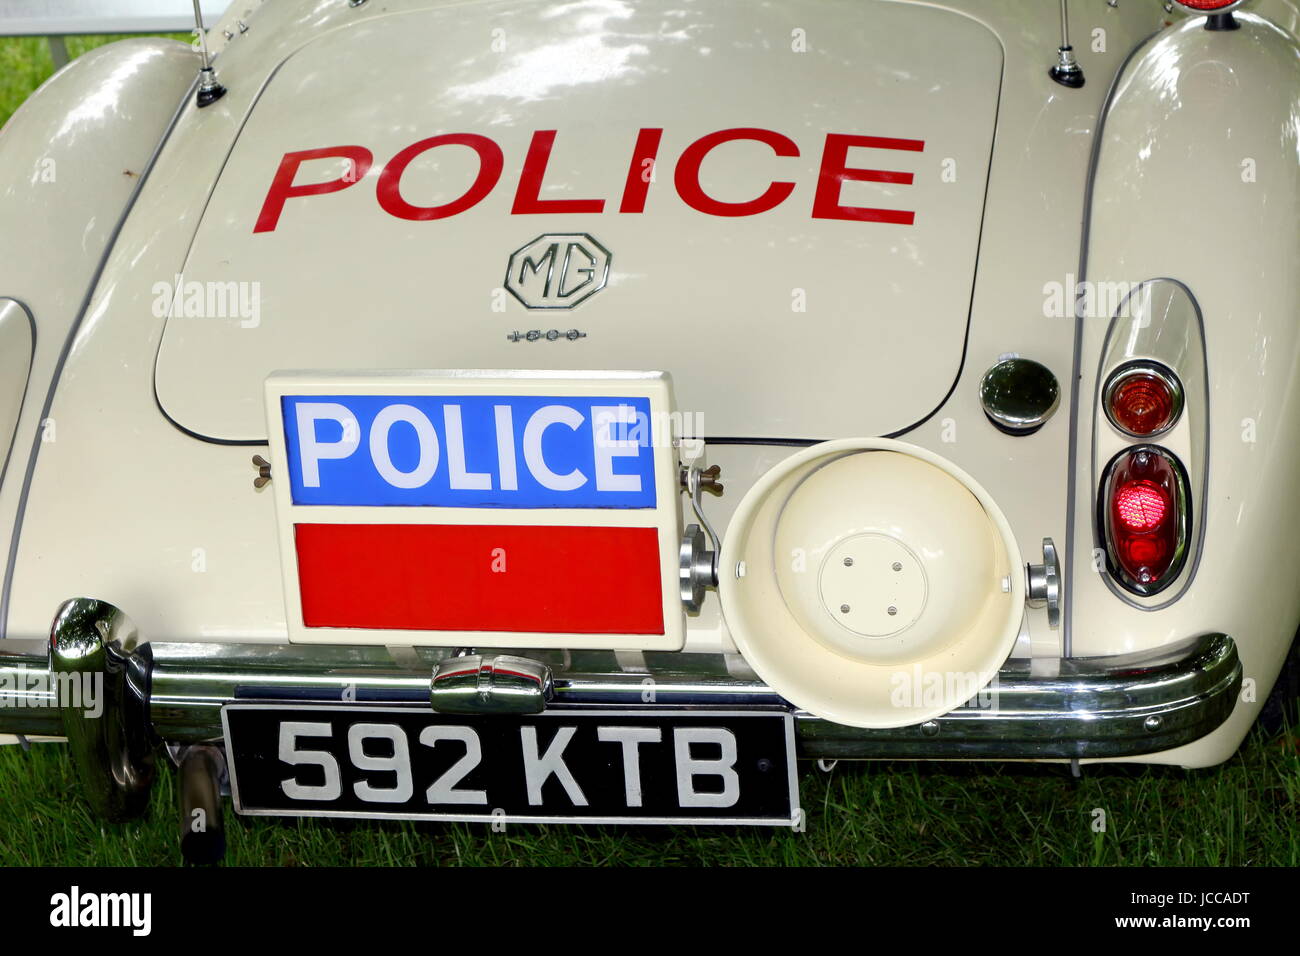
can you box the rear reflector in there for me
[1099,447,1190,595]
[295,523,665,634]
[1103,361,1183,437]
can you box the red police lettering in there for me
[812,133,924,224]
[512,130,605,214]
[254,145,373,233]
[252,128,923,232]
[378,133,504,221]
[673,127,799,217]
[618,127,663,214]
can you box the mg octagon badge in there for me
[505,233,611,309]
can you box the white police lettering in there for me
[592,405,643,493]
[286,395,657,508]
[493,404,519,491]
[523,405,587,491]
[296,402,359,487]
[369,404,439,488]
[443,405,492,490]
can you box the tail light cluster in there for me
[1100,447,1190,594]
[1103,362,1183,437]
[1172,0,1243,10]
[1099,362,1191,596]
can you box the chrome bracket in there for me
[1026,537,1061,629]
[49,598,155,822]
[430,654,553,715]
[679,464,723,612]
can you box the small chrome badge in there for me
[506,329,588,342]
[505,233,610,309]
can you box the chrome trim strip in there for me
[0,298,37,502]
[0,638,61,736]
[1091,279,1211,611]
[2,607,1241,763]
[1065,25,1165,658]
[801,634,1239,759]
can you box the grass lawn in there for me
[0,33,190,130]
[1,730,1297,866]
[1,33,1297,868]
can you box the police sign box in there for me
[264,370,685,650]
[283,394,655,508]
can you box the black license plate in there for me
[222,705,799,826]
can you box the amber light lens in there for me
[1105,364,1182,437]
[1103,448,1187,593]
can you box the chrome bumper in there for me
[1,599,1241,817]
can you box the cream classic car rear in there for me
[1,0,1298,860]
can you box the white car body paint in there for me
[0,0,1297,767]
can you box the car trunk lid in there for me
[154,0,1002,442]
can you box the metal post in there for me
[191,0,226,107]
[46,36,69,70]
[1049,0,1085,88]
[178,746,226,864]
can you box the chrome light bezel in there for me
[1097,444,1193,597]
[1102,359,1185,439]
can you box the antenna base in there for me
[1049,46,1085,88]
[196,67,226,108]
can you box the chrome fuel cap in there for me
[979,358,1060,435]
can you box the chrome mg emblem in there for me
[505,233,611,309]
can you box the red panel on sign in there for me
[295,523,665,634]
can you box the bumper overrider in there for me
[0,597,1242,822]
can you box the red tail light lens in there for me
[1103,362,1183,437]
[1174,0,1240,10]
[1100,447,1190,595]
[1115,481,1168,533]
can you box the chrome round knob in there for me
[979,358,1060,435]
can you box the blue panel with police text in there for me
[281,395,657,508]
